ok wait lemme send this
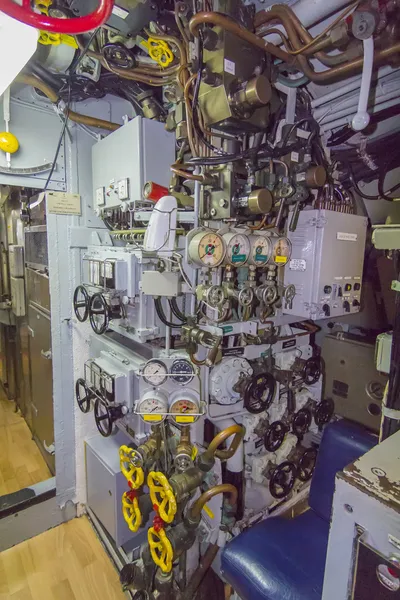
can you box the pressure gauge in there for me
[170,359,195,385]
[271,237,292,266]
[142,359,168,387]
[169,390,200,424]
[223,232,250,266]
[188,230,225,268]
[250,235,272,266]
[137,390,168,423]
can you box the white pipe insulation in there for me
[261,0,354,45]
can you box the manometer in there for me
[250,235,272,266]
[137,390,168,423]
[223,232,250,266]
[169,390,200,424]
[170,359,195,385]
[271,237,292,266]
[142,359,168,387]
[188,231,225,268]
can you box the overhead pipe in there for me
[321,97,400,133]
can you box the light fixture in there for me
[0,11,37,98]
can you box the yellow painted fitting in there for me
[141,38,174,67]
[119,445,145,489]
[121,492,142,532]
[38,31,78,48]
[147,471,177,524]
[148,526,173,573]
[35,0,52,15]
[0,132,19,154]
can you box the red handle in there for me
[0,0,114,34]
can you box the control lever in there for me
[283,284,296,309]
[289,200,302,232]
[351,36,374,132]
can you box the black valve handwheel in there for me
[298,447,318,482]
[73,285,90,323]
[264,421,288,452]
[302,356,322,385]
[94,398,124,437]
[102,43,136,69]
[75,378,93,413]
[89,293,109,335]
[269,461,297,499]
[314,398,334,429]
[292,408,312,437]
[243,372,276,414]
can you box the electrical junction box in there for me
[141,271,181,297]
[92,116,175,213]
[283,209,368,319]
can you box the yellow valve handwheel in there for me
[121,492,142,533]
[147,471,177,524]
[148,526,173,573]
[119,445,145,489]
[144,38,174,68]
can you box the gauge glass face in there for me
[142,359,168,386]
[197,232,225,267]
[272,237,292,266]
[225,233,250,266]
[138,395,168,422]
[251,236,271,265]
[170,359,194,385]
[170,397,199,423]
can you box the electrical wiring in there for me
[169,297,187,323]
[154,297,183,328]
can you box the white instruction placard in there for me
[47,192,82,215]
[337,232,358,241]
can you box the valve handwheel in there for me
[264,421,288,452]
[269,461,297,499]
[122,490,142,532]
[89,293,110,335]
[148,526,173,573]
[94,398,123,437]
[302,356,322,385]
[75,378,93,413]
[0,0,114,34]
[314,398,334,430]
[244,372,276,414]
[119,445,145,489]
[292,407,312,438]
[298,447,318,482]
[73,285,90,323]
[147,471,177,524]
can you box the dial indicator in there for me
[272,237,292,266]
[170,359,194,385]
[137,390,168,423]
[169,391,200,424]
[142,359,168,387]
[250,236,272,266]
[188,231,225,267]
[224,233,250,266]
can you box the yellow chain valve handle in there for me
[119,445,145,490]
[148,525,173,574]
[35,0,77,48]
[121,489,142,533]
[147,471,177,524]
[141,38,174,68]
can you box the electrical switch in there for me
[323,285,332,294]
[322,304,331,317]
[343,300,350,313]
[354,283,361,291]
[344,284,352,292]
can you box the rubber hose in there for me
[154,297,182,329]
[169,297,187,323]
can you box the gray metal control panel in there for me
[283,210,368,319]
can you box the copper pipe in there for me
[182,543,219,600]
[247,216,267,230]
[184,73,200,157]
[189,351,206,366]
[171,165,204,182]
[144,30,189,88]
[206,424,245,461]
[16,74,120,131]
[189,484,238,519]
[189,11,295,65]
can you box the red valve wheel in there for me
[0,0,114,34]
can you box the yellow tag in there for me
[143,414,163,422]
[175,416,195,423]
[275,256,288,264]
[191,446,198,461]
[203,503,214,519]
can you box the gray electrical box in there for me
[283,210,368,319]
[85,431,147,547]
[92,116,175,212]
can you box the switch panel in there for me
[283,210,367,319]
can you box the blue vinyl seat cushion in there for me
[221,510,329,600]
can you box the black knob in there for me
[344,283,352,292]
[323,285,332,294]
[353,299,360,307]
[354,283,361,291]
[338,286,343,297]
[343,300,350,313]
[322,304,330,316]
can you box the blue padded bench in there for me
[221,419,377,600]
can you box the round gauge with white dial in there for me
[170,359,195,385]
[188,231,225,268]
[142,359,168,387]
[271,236,292,266]
[223,232,250,266]
[250,235,272,266]
[137,390,168,423]
[169,390,200,424]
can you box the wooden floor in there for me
[0,516,126,600]
[0,391,51,496]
